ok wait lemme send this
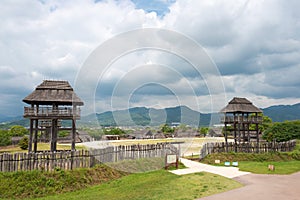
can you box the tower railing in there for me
[221,116,262,123]
[24,107,81,119]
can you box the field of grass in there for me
[0,143,86,153]
[0,164,127,199]
[32,170,242,200]
[200,150,300,174]
[238,161,300,174]
[106,157,185,173]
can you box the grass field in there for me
[200,151,300,175]
[238,161,300,174]
[0,164,127,200]
[0,143,86,153]
[32,170,242,200]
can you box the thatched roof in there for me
[23,80,84,106]
[220,97,262,113]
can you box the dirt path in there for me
[199,172,300,200]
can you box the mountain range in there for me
[1,103,300,128]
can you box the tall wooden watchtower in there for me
[23,80,84,152]
[220,97,262,152]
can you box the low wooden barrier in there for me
[0,143,178,172]
[200,140,297,159]
[0,150,91,172]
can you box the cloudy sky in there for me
[1,0,300,117]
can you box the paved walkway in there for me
[171,158,300,200]
[200,172,300,200]
[170,158,250,178]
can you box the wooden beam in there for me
[33,119,38,152]
[28,119,33,153]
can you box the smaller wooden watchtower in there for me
[23,80,84,152]
[220,97,262,152]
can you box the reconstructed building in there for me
[23,80,84,152]
[220,97,262,152]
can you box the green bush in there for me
[0,129,11,146]
[9,125,28,137]
[263,120,300,142]
[18,136,29,150]
[161,124,174,134]
[104,127,126,135]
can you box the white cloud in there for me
[0,0,300,116]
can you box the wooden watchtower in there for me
[220,97,262,152]
[23,80,84,152]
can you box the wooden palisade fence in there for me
[0,143,178,172]
[200,140,297,159]
[89,143,178,166]
[0,150,91,172]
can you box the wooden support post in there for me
[33,119,38,152]
[28,119,33,153]
[234,122,237,152]
[72,118,76,151]
[224,123,228,153]
[256,122,259,153]
[51,119,57,152]
[237,122,240,152]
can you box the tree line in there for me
[1,116,300,148]
[0,125,28,147]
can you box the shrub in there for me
[0,129,11,146]
[263,121,300,142]
[9,125,28,137]
[18,136,29,150]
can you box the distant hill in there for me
[262,103,300,122]
[84,106,213,127]
[1,103,300,128]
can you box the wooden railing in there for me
[221,116,262,123]
[24,107,81,118]
[39,120,62,127]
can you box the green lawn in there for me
[238,160,300,174]
[31,171,242,200]
[200,150,300,175]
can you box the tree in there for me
[199,127,209,137]
[259,114,273,133]
[18,136,29,150]
[0,129,11,146]
[104,127,125,135]
[263,120,300,142]
[9,125,28,137]
[250,113,273,133]
[81,128,104,140]
[161,124,174,134]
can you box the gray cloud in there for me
[0,0,299,116]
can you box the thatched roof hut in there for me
[220,97,263,152]
[23,80,84,152]
[220,97,262,113]
[23,80,83,106]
